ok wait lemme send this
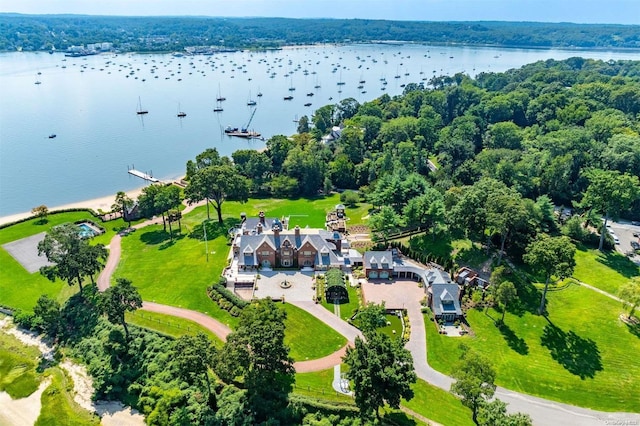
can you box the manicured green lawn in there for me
[0,211,133,312]
[294,368,354,403]
[125,310,223,346]
[114,217,239,329]
[36,367,100,426]
[573,245,639,295]
[281,303,346,361]
[402,379,474,426]
[0,331,42,398]
[426,284,640,412]
[379,313,403,340]
[405,235,484,267]
[294,370,472,426]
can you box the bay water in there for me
[2,43,640,217]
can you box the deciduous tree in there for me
[450,347,496,424]
[477,399,533,426]
[38,224,107,294]
[185,164,249,223]
[581,169,640,251]
[101,277,142,340]
[33,294,61,337]
[216,299,294,424]
[172,333,216,402]
[112,191,133,227]
[495,281,517,322]
[343,331,416,420]
[369,205,403,245]
[618,277,640,320]
[523,235,576,314]
[31,205,49,224]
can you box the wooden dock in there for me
[127,166,160,183]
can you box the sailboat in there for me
[177,103,186,118]
[136,97,148,115]
[216,84,226,102]
[247,90,257,106]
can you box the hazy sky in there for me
[1,0,639,25]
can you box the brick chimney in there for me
[273,223,280,238]
[295,225,300,238]
[256,223,263,235]
[259,211,265,225]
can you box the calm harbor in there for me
[2,43,640,217]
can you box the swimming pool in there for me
[77,222,98,238]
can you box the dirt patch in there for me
[0,378,51,426]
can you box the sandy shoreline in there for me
[0,186,150,227]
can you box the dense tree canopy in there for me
[37,223,108,294]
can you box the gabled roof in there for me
[431,283,462,316]
[363,251,393,270]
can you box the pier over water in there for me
[127,165,159,183]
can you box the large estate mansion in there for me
[228,207,464,321]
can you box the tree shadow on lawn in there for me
[139,229,185,250]
[497,320,529,355]
[508,280,540,317]
[626,322,640,339]
[383,411,418,426]
[540,320,603,379]
[578,244,640,279]
[485,309,529,355]
[188,218,239,242]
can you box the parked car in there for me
[611,233,620,244]
[631,241,640,251]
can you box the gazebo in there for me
[324,268,348,303]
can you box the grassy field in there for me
[294,368,354,403]
[126,310,224,346]
[0,331,42,398]
[402,379,474,426]
[281,303,347,361]
[403,235,485,268]
[294,369,474,426]
[35,367,100,426]
[573,245,639,294]
[426,283,640,412]
[114,208,239,328]
[0,211,133,312]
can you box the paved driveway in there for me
[254,271,315,302]
[361,278,426,309]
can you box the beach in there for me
[0,186,147,227]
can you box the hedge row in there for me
[207,283,248,316]
[0,207,100,230]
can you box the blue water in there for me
[2,44,640,216]
[77,223,97,238]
